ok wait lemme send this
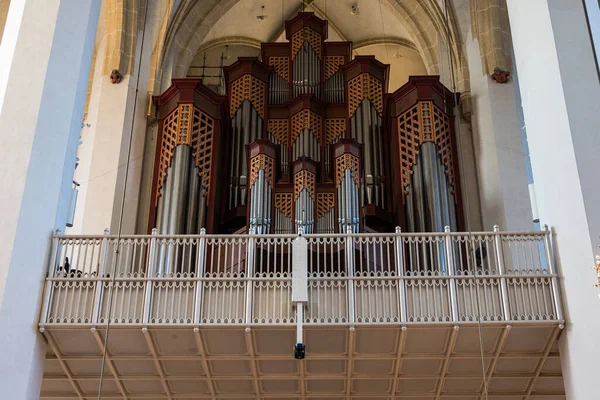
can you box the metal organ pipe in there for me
[186,166,200,234]
[295,189,314,234]
[405,142,458,233]
[324,71,344,103]
[349,99,386,210]
[292,42,320,98]
[228,100,262,210]
[337,169,359,233]
[269,72,289,104]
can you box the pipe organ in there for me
[150,13,464,235]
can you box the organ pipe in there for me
[337,169,359,233]
[152,15,464,238]
[350,99,385,209]
[229,100,263,210]
[292,42,320,98]
[269,72,289,104]
[324,71,345,103]
[249,169,272,234]
[292,129,320,162]
[405,142,457,233]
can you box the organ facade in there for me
[149,12,463,235]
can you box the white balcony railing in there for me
[39,227,564,327]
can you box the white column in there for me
[70,1,158,235]
[0,0,100,398]
[507,0,600,398]
[465,30,533,231]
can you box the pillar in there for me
[0,0,100,397]
[506,0,600,398]
[466,30,533,231]
[70,1,158,235]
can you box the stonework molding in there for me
[103,0,140,76]
[470,0,513,76]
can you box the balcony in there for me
[39,228,566,399]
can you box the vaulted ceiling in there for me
[152,0,470,95]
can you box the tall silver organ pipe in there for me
[268,132,288,175]
[155,144,208,274]
[292,42,320,98]
[350,99,385,209]
[295,189,314,234]
[274,208,293,234]
[292,129,320,162]
[269,72,289,104]
[405,142,457,233]
[248,169,272,234]
[337,169,360,233]
[228,100,263,210]
[316,209,335,233]
[324,71,345,103]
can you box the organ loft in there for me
[149,12,464,236]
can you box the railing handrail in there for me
[40,227,563,327]
[53,230,550,240]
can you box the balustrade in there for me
[40,227,563,327]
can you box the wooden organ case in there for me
[150,13,464,235]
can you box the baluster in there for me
[40,229,62,324]
[444,226,459,322]
[543,225,564,322]
[194,229,207,324]
[394,227,407,323]
[142,229,158,324]
[92,229,110,324]
[245,228,256,324]
[493,225,511,321]
[345,226,356,324]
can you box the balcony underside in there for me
[41,323,565,399]
[39,230,566,399]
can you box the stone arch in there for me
[148,0,471,111]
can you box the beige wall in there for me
[0,0,10,44]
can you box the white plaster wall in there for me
[0,0,100,397]
[465,29,532,231]
[73,1,165,234]
[506,0,600,397]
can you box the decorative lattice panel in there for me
[157,105,215,204]
[433,104,455,195]
[249,153,275,190]
[397,101,456,195]
[397,104,420,194]
[290,109,322,144]
[267,119,289,146]
[317,192,335,220]
[275,192,293,220]
[325,56,345,81]
[347,73,383,117]
[229,74,266,119]
[177,104,193,145]
[325,118,346,145]
[294,169,316,200]
[292,27,322,60]
[192,108,215,197]
[335,153,360,189]
[268,56,290,81]
[157,108,179,202]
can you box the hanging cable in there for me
[441,0,489,398]
[97,0,150,398]
[378,0,391,63]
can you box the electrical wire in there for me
[378,0,391,63]
[441,0,489,398]
[97,0,150,397]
